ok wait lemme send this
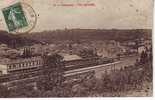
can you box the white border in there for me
[0,0,155,100]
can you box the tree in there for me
[37,53,65,91]
[140,51,148,64]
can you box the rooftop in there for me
[0,56,42,65]
[59,53,82,61]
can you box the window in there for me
[25,63,28,67]
[28,62,31,66]
[33,61,35,65]
[24,63,27,67]
[16,64,19,68]
[13,64,16,69]
[22,63,24,67]
[0,71,2,75]
[18,64,22,68]
[8,65,11,69]
[37,61,40,65]
[20,63,22,67]
[35,61,37,65]
[30,62,33,66]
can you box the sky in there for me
[0,0,153,32]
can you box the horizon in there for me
[0,28,152,34]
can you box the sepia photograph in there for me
[0,0,153,98]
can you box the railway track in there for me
[0,61,121,83]
[0,55,138,85]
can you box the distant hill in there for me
[0,29,151,48]
[0,31,40,48]
[23,29,152,43]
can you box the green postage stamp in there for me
[2,3,28,32]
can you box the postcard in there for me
[0,0,153,97]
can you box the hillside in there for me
[0,31,40,48]
[23,29,152,43]
[0,29,151,47]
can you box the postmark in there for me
[2,2,37,34]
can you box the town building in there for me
[0,56,43,75]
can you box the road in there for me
[95,55,139,78]
[115,55,139,69]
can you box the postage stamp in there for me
[2,2,37,34]
[2,3,28,32]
